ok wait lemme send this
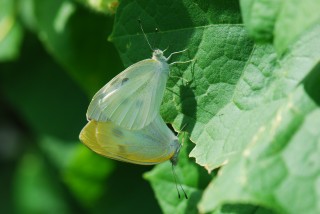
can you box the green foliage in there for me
[241,0,320,54]
[0,0,23,61]
[76,0,118,15]
[112,0,320,213]
[144,135,215,214]
[1,0,319,213]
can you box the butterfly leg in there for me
[170,58,195,65]
[166,49,188,61]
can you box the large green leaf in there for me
[111,0,251,171]
[111,0,320,213]
[199,61,320,213]
[240,0,320,54]
[189,23,320,171]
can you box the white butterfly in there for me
[80,115,181,165]
[86,48,187,130]
[81,21,191,197]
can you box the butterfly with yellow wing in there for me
[80,20,191,198]
[80,115,180,165]
[79,114,188,198]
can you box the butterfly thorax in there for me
[152,49,167,63]
[152,49,170,76]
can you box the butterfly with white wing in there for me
[87,48,188,130]
[80,20,191,198]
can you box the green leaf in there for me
[13,150,70,214]
[63,144,115,207]
[111,0,320,213]
[240,0,320,54]
[31,0,123,96]
[39,135,115,208]
[212,204,274,214]
[1,22,161,213]
[144,136,215,214]
[0,0,23,61]
[189,24,320,171]
[111,0,251,172]
[0,35,88,140]
[110,0,242,67]
[63,144,114,208]
[199,62,320,214]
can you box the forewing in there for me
[79,117,177,165]
[87,59,168,130]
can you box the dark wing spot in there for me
[121,78,129,86]
[112,128,124,138]
[118,145,126,154]
[135,100,143,108]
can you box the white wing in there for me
[79,115,180,165]
[87,59,169,130]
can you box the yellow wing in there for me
[79,116,180,165]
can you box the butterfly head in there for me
[152,49,167,62]
[170,139,182,166]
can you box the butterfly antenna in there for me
[171,164,188,199]
[163,46,169,53]
[138,19,153,51]
[153,27,159,51]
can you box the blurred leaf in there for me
[13,150,70,214]
[144,135,215,214]
[0,34,88,141]
[63,143,115,207]
[0,30,111,208]
[0,104,28,214]
[75,0,119,15]
[240,0,320,54]
[18,0,38,32]
[0,0,23,61]
[39,135,77,169]
[0,11,161,213]
[31,0,123,96]
[40,135,115,207]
